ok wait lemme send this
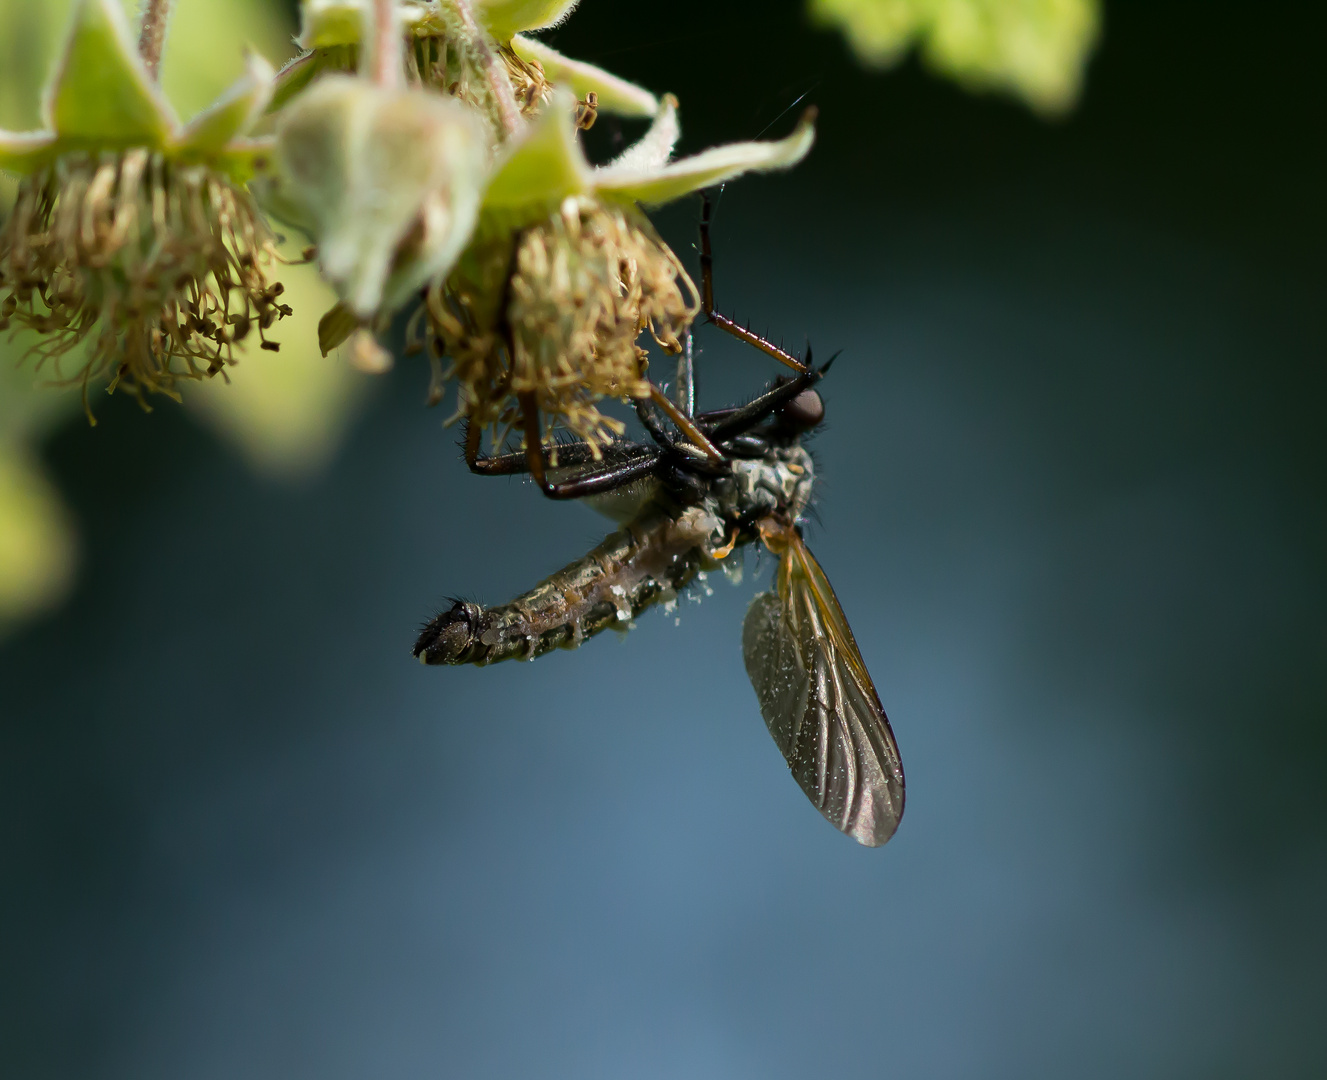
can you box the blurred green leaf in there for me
[0,447,76,630]
[0,0,368,626]
[810,0,1100,115]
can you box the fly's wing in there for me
[742,533,905,846]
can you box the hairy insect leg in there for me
[464,420,605,476]
[648,384,724,462]
[699,191,809,374]
[509,393,664,499]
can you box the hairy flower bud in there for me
[270,75,489,321]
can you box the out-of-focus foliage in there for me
[810,0,1099,115]
[0,446,75,629]
[0,356,77,630]
[0,0,365,628]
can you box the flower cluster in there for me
[0,1,291,416]
[259,0,816,447]
[1,0,815,445]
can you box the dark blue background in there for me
[3,1,1325,1076]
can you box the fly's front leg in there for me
[516,392,664,500]
[464,421,530,476]
[699,191,809,374]
[464,420,610,476]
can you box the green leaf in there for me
[42,0,176,144]
[810,0,1100,115]
[596,108,816,207]
[510,35,658,118]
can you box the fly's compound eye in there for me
[414,601,481,665]
[778,388,824,431]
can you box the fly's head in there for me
[414,600,484,665]
[774,387,825,436]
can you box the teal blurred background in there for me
[3,1,1325,1076]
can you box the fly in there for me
[415,195,905,846]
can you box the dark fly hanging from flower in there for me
[414,195,904,847]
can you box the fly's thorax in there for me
[715,445,815,524]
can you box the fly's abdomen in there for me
[413,504,725,667]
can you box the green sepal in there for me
[602,94,678,172]
[482,91,589,212]
[596,108,817,207]
[210,136,278,185]
[174,53,276,160]
[298,0,371,49]
[477,0,580,42]
[0,132,59,175]
[271,50,338,113]
[297,0,439,49]
[43,0,176,146]
[510,35,658,118]
[317,301,361,356]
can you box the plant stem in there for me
[137,0,172,80]
[368,0,402,89]
[448,0,520,136]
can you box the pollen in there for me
[0,150,292,419]
[419,196,699,451]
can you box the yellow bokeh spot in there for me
[0,451,76,628]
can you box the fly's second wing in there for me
[742,534,905,847]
